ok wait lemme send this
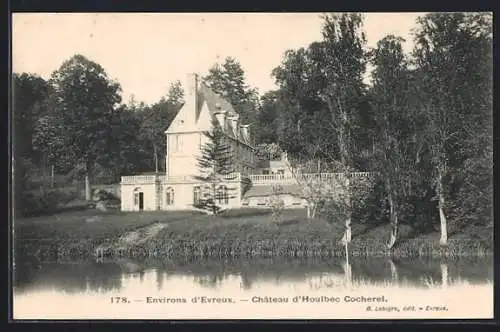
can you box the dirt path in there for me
[117,222,167,245]
[95,222,168,256]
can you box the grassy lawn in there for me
[15,209,204,241]
[14,209,204,259]
[145,212,492,259]
[14,207,493,260]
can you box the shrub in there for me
[92,189,119,202]
[16,188,79,217]
[241,178,253,197]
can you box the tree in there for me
[316,13,368,244]
[12,73,52,167]
[255,91,280,144]
[412,13,493,244]
[272,47,329,158]
[48,54,122,200]
[271,14,369,235]
[164,80,185,108]
[369,35,415,248]
[139,81,184,173]
[286,152,333,219]
[107,103,151,177]
[254,143,283,162]
[203,57,260,125]
[194,117,236,215]
[12,73,52,216]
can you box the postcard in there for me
[11,12,493,320]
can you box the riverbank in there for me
[14,208,493,260]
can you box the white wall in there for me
[121,183,158,212]
[121,179,243,212]
[242,194,307,208]
[167,132,203,177]
[162,180,242,210]
[167,130,256,177]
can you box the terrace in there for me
[120,172,374,185]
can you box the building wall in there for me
[166,180,242,210]
[167,131,256,178]
[121,179,243,211]
[229,138,255,174]
[167,132,204,177]
[121,183,158,212]
[242,194,307,208]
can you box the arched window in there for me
[193,186,201,205]
[217,185,229,205]
[165,187,174,206]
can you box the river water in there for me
[12,257,493,320]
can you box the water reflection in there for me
[13,256,493,296]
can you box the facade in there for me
[120,73,373,212]
[121,73,256,212]
[242,183,307,208]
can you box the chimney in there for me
[186,73,198,112]
[240,124,250,142]
[214,104,227,129]
[228,114,239,137]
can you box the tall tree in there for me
[164,80,185,108]
[369,35,414,248]
[13,73,52,169]
[12,73,52,216]
[139,81,184,173]
[255,91,280,144]
[412,12,493,244]
[271,14,369,231]
[316,13,368,244]
[106,103,150,177]
[203,57,259,125]
[272,46,332,161]
[48,54,122,200]
[194,117,236,215]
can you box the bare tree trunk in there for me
[437,170,448,245]
[305,199,317,219]
[386,190,399,249]
[153,144,159,173]
[337,96,352,245]
[342,257,352,286]
[85,173,92,201]
[51,165,55,188]
[440,263,449,288]
[387,258,398,282]
[342,175,352,244]
[211,163,217,215]
[288,162,319,220]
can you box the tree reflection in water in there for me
[12,256,493,294]
[14,261,123,294]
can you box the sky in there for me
[12,13,425,105]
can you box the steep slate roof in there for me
[244,184,304,198]
[196,83,251,145]
[166,77,252,146]
[196,83,237,121]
